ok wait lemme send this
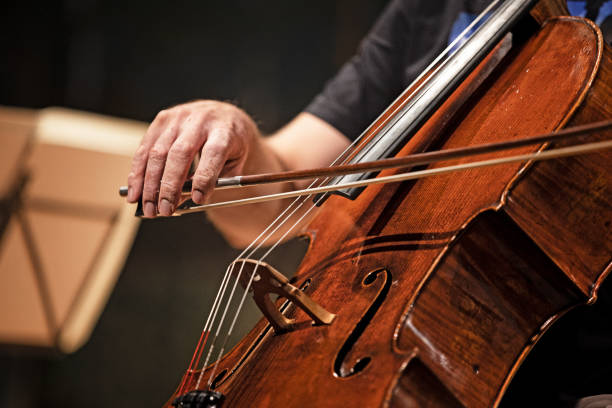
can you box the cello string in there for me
[190,2,502,389]
[186,164,347,391]
[194,188,321,389]
[193,138,362,389]
[190,181,321,390]
[205,178,333,388]
[195,170,351,389]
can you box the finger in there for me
[126,110,171,203]
[158,121,205,216]
[191,128,232,204]
[141,123,180,217]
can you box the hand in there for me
[126,100,259,217]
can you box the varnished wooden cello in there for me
[152,0,612,406]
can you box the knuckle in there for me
[127,172,139,184]
[160,179,180,190]
[206,137,230,156]
[128,164,142,178]
[171,140,197,159]
[149,145,168,161]
[159,181,181,201]
[134,145,148,160]
[192,171,215,190]
[155,109,169,122]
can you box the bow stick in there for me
[119,119,612,215]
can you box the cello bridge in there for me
[230,258,335,334]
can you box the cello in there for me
[153,0,612,406]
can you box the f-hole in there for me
[334,269,391,378]
[210,369,228,390]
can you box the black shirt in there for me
[305,0,489,140]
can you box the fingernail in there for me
[144,201,156,217]
[159,198,173,216]
[192,189,204,204]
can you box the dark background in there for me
[0,1,387,406]
[1,0,387,126]
[1,1,611,407]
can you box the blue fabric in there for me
[449,1,612,46]
[448,12,480,48]
[567,1,612,25]
[567,1,588,16]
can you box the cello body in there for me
[171,2,612,407]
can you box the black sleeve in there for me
[304,0,410,140]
